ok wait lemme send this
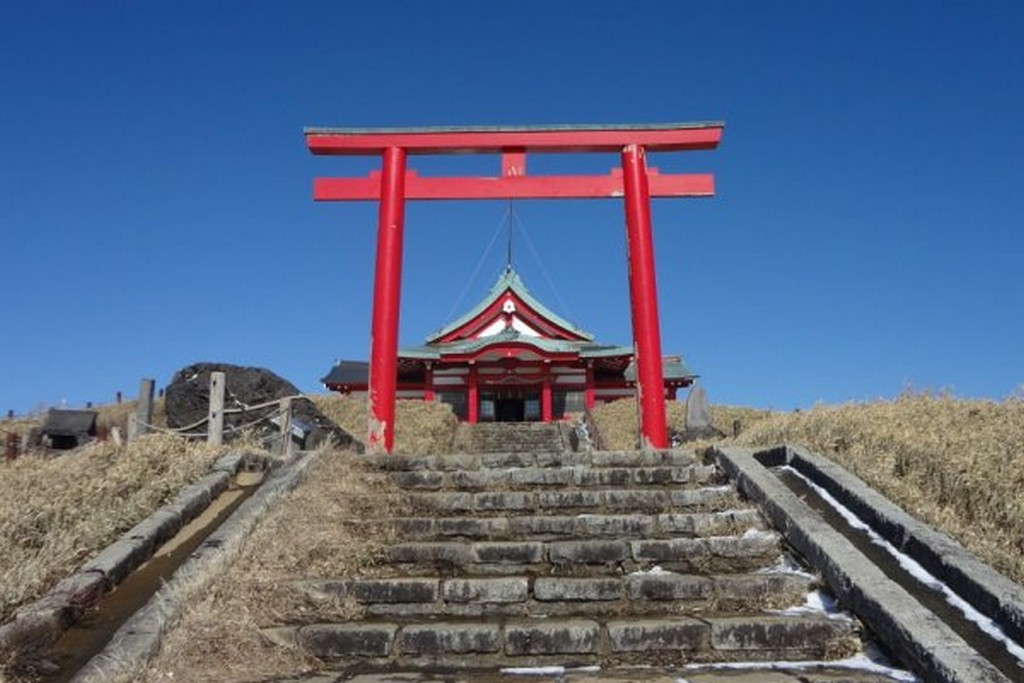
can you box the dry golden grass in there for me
[588,396,777,450]
[589,398,689,450]
[734,394,1024,584]
[135,449,400,682]
[0,416,38,442]
[0,433,229,623]
[711,404,777,436]
[310,393,458,454]
[0,399,168,446]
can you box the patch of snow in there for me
[682,650,918,682]
[741,527,778,541]
[501,666,601,676]
[757,554,816,579]
[628,565,669,576]
[772,589,852,621]
[501,666,565,676]
[783,466,1024,666]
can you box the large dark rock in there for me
[164,362,361,452]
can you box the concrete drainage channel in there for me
[64,447,323,683]
[714,445,1024,683]
[0,448,320,683]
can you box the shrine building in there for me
[323,266,695,423]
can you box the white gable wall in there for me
[474,315,541,339]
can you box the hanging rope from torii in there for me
[305,123,724,453]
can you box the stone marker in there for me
[678,385,724,442]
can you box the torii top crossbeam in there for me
[306,122,723,453]
[305,122,723,154]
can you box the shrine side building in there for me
[323,267,695,423]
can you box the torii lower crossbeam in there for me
[306,123,724,453]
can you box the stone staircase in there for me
[455,422,566,454]
[263,448,892,679]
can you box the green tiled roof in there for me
[425,267,594,344]
[624,356,697,382]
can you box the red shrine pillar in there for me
[368,146,407,453]
[423,362,435,402]
[467,364,479,424]
[542,365,553,422]
[584,362,596,410]
[621,144,669,450]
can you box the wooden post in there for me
[279,397,294,458]
[6,409,13,419]
[207,372,225,446]
[127,414,139,442]
[135,378,155,437]
[5,432,18,462]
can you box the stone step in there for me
[380,509,764,540]
[387,464,719,491]
[280,665,901,683]
[370,450,699,472]
[384,530,782,575]
[296,571,814,618]
[399,485,739,515]
[465,425,566,454]
[264,613,857,666]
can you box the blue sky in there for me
[1,1,1022,414]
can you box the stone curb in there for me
[368,450,697,471]
[402,486,737,514]
[713,445,1010,683]
[297,572,813,613]
[389,464,716,491]
[0,450,252,658]
[782,444,1024,647]
[266,613,855,659]
[384,533,781,569]
[71,448,323,683]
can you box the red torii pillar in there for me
[306,123,723,453]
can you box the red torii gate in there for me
[305,123,724,453]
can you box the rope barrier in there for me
[134,420,208,439]
[135,394,301,440]
[168,394,300,432]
